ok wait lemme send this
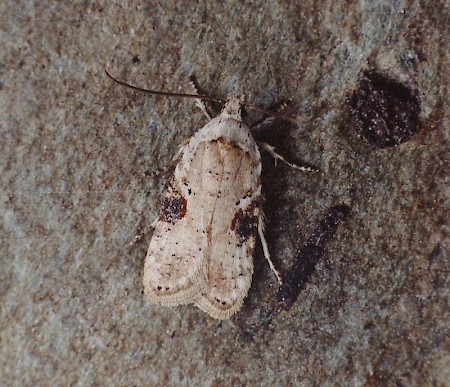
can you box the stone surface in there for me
[1,1,448,385]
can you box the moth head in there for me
[222,94,244,121]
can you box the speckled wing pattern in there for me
[143,97,262,319]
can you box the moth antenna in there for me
[106,70,301,124]
[243,103,302,125]
[105,70,225,104]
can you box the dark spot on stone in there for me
[348,70,420,148]
[132,55,140,64]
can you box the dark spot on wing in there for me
[160,179,187,224]
[230,200,260,246]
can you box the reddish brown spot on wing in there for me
[216,136,242,150]
[160,184,187,224]
[230,200,260,246]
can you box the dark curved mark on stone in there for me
[277,205,351,310]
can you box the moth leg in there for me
[250,102,289,131]
[258,215,283,285]
[257,141,318,173]
[172,138,190,162]
[188,75,213,119]
[194,99,212,120]
[151,217,159,228]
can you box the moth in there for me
[106,71,314,319]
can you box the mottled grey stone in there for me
[1,1,448,385]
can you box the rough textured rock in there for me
[1,1,448,385]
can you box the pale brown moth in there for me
[106,71,314,319]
